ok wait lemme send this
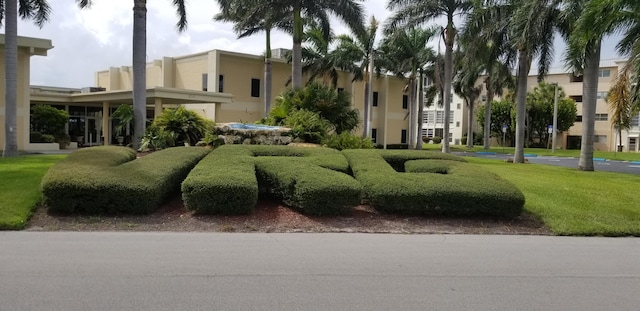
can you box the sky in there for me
[2,0,623,88]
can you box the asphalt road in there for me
[456,151,640,174]
[1,232,639,311]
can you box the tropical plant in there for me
[138,124,176,152]
[284,109,330,143]
[76,0,188,150]
[214,0,293,117]
[476,99,516,146]
[607,67,635,151]
[30,104,69,136]
[1,0,51,157]
[111,104,134,138]
[266,82,360,134]
[386,0,473,153]
[452,46,483,148]
[377,26,437,149]
[525,82,577,147]
[332,16,378,139]
[153,106,209,146]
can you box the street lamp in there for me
[551,82,559,154]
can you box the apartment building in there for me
[478,59,634,152]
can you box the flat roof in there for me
[0,34,53,56]
[30,87,234,105]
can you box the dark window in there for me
[218,75,224,92]
[576,115,583,122]
[570,73,584,83]
[371,128,377,144]
[202,73,208,91]
[373,92,379,107]
[569,95,583,102]
[401,130,407,144]
[338,88,344,93]
[402,95,408,109]
[251,78,260,97]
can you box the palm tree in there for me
[214,0,292,117]
[332,16,378,139]
[278,0,365,89]
[453,49,483,148]
[1,0,51,157]
[76,0,188,150]
[607,66,634,151]
[378,27,437,149]
[461,2,516,149]
[386,0,473,153]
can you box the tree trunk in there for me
[362,69,371,139]
[467,99,474,148]
[484,80,494,150]
[132,0,147,150]
[441,20,454,153]
[291,6,303,89]
[578,41,601,171]
[3,0,19,157]
[514,49,529,163]
[408,76,416,149]
[264,28,272,118]
[417,71,425,150]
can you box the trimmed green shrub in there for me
[342,149,525,217]
[30,131,43,143]
[323,132,374,150]
[284,109,330,144]
[41,134,55,143]
[432,136,442,144]
[41,146,209,214]
[182,145,359,215]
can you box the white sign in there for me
[501,124,507,133]
[548,125,553,134]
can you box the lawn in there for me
[423,143,640,162]
[467,157,640,236]
[0,154,66,229]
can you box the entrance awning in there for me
[30,87,234,105]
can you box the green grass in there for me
[422,144,640,161]
[466,157,640,236]
[0,154,66,229]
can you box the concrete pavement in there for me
[1,232,639,311]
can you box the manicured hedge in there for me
[41,146,209,214]
[181,145,360,215]
[342,149,525,217]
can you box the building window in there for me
[401,129,407,144]
[202,73,208,91]
[371,128,377,144]
[457,103,461,109]
[631,113,639,127]
[569,95,583,102]
[402,95,408,109]
[426,128,434,137]
[456,121,460,127]
[338,88,344,93]
[595,113,608,121]
[449,133,453,142]
[425,111,434,123]
[435,128,443,138]
[450,111,454,123]
[481,95,487,102]
[570,73,584,82]
[436,111,444,123]
[251,78,260,97]
[598,69,611,78]
[594,135,607,143]
[576,115,583,122]
[373,91,379,107]
[218,75,224,92]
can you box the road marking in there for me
[597,163,611,166]
[629,165,640,168]
[549,159,561,162]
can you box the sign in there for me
[501,124,507,133]
[548,125,553,134]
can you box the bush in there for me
[111,104,134,138]
[42,146,209,214]
[154,106,209,145]
[342,149,525,217]
[30,131,43,143]
[41,134,55,143]
[421,136,431,143]
[385,144,409,149]
[139,125,176,152]
[323,132,374,150]
[284,109,330,144]
[54,133,71,149]
[461,135,468,145]
[30,104,69,136]
[432,136,442,144]
[182,145,359,215]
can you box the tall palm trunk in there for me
[408,76,417,149]
[291,5,303,89]
[417,70,425,150]
[264,28,272,117]
[483,79,494,150]
[3,0,19,157]
[442,20,454,153]
[578,41,601,171]
[467,98,475,148]
[132,0,147,150]
[362,63,371,139]
[514,49,529,163]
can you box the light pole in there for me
[552,82,559,154]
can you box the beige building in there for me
[94,49,417,146]
[479,59,635,152]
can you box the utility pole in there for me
[552,82,559,154]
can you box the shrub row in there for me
[41,146,209,214]
[181,145,360,215]
[342,149,524,217]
